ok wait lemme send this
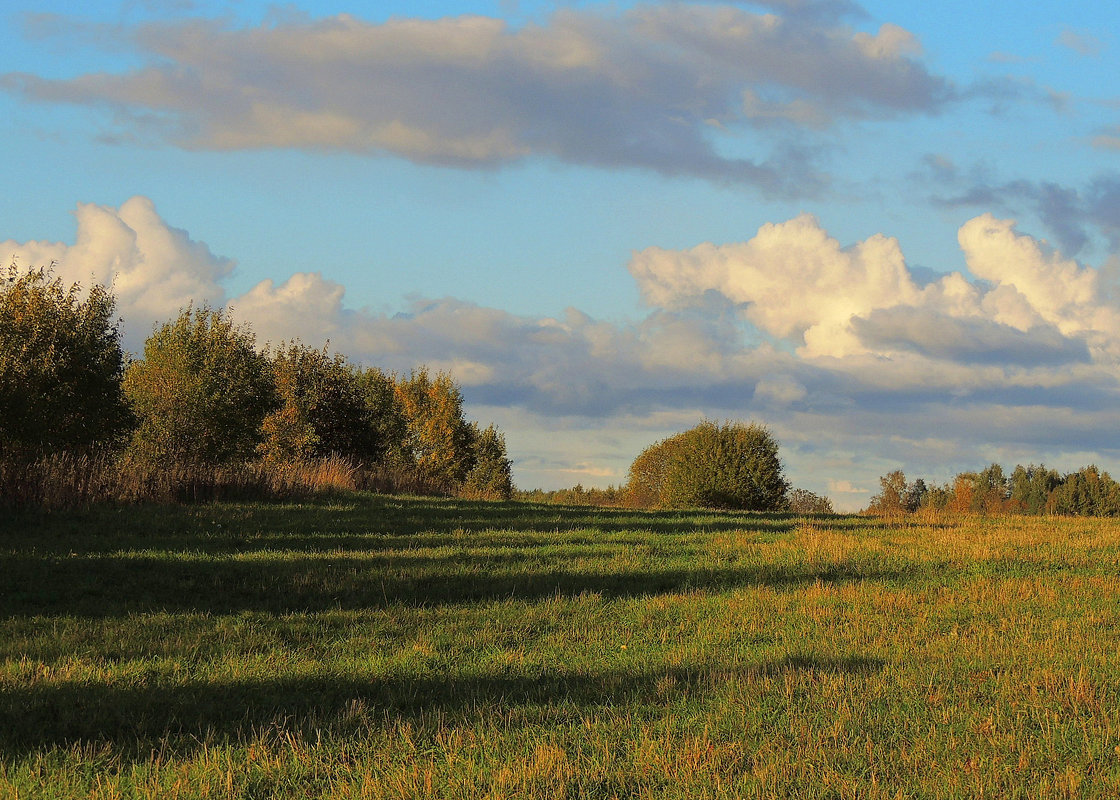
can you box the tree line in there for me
[1,264,512,506]
[867,463,1120,517]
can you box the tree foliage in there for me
[355,367,409,467]
[123,305,275,465]
[258,342,379,464]
[866,470,908,516]
[395,368,475,488]
[870,462,1120,518]
[627,420,789,511]
[461,423,514,500]
[625,431,689,508]
[0,264,132,457]
[1047,466,1120,516]
[788,488,835,514]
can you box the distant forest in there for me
[866,464,1120,517]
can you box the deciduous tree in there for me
[395,368,475,488]
[123,305,274,465]
[0,264,131,457]
[461,423,514,500]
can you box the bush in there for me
[123,305,275,466]
[0,264,131,458]
[627,420,789,511]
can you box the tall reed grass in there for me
[0,451,383,509]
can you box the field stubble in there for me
[1,498,1118,798]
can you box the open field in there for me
[2,496,1119,798]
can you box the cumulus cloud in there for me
[2,4,952,195]
[2,196,232,344]
[956,213,1120,353]
[629,211,1120,369]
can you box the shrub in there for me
[788,488,835,514]
[627,420,789,511]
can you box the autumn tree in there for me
[867,470,908,516]
[1009,464,1060,514]
[970,463,1012,513]
[0,264,131,457]
[395,367,475,488]
[1048,466,1120,517]
[356,366,409,467]
[123,305,275,465]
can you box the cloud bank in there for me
[6,197,1120,505]
[2,4,952,195]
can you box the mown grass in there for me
[2,496,1119,798]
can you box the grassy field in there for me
[2,495,1119,798]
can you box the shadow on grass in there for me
[0,551,908,617]
[1,494,839,556]
[0,655,885,758]
[1,494,904,617]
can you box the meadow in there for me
[2,495,1119,798]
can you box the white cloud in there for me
[958,213,1120,357]
[828,479,869,494]
[629,211,1120,366]
[753,374,808,406]
[1093,128,1120,151]
[630,213,925,357]
[1056,27,1104,58]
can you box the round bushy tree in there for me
[123,305,275,465]
[628,420,789,511]
[0,264,131,457]
[625,430,689,507]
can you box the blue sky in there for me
[3,0,1120,507]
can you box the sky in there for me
[3,0,1120,509]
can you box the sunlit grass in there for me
[2,498,1119,797]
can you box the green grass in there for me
[2,496,1119,798]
